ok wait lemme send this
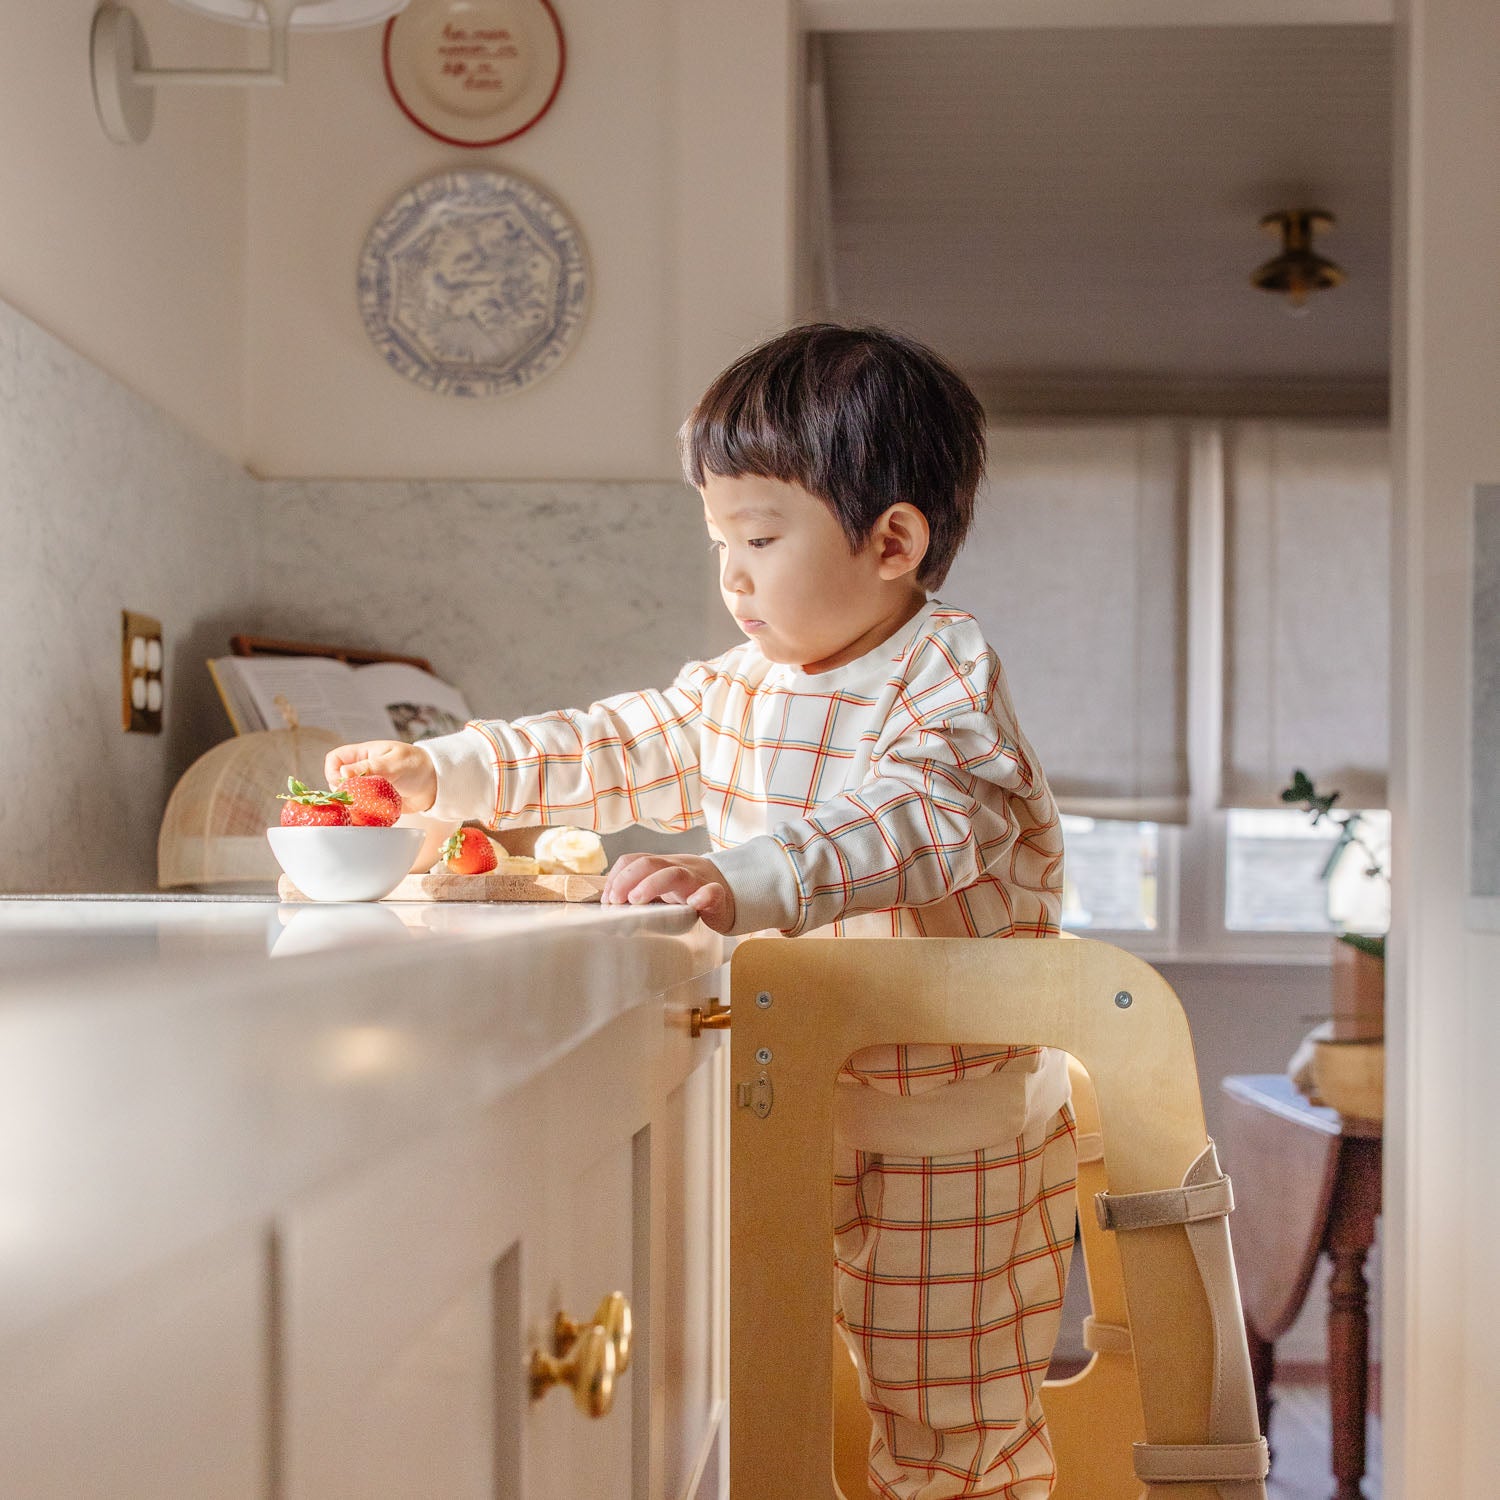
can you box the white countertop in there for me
[0,893,696,979]
[0,897,722,1338]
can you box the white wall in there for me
[0,0,798,894]
[1389,0,1500,1491]
[0,0,797,893]
[0,3,795,481]
[0,297,262,893]
[0,5,258,892]
[243,0,797,479]
[0,2,249,459]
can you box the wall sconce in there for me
[91,0,409,146]
[1250,209,1346,315]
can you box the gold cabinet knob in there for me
[530,1322,615,1417]
[530,1292,633,1416]
[591,1290,633,1374]
[555,1291,632,1374]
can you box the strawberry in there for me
[439,827,498,875]
[277,777,352,827]
[340,773,402,827]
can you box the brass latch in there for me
[689,1000,731,1037]
[735,1070,774,1118]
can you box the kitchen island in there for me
[0,897,726,1500]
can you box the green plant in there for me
[1279,768,1388,960]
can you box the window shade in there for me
[1221,422,1390,810]
[945,422,1189,822]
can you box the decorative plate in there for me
[382,0,565,149]
[356,169,589,398]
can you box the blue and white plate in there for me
[357,169,589,398]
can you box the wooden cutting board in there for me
[277,870,606,904]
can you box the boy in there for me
[327,324,1074,1499]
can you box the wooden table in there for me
[1220,1073,1381,1500]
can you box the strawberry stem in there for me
[278,776,353,805]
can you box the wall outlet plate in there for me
[122,610,164,734]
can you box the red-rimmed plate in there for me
[382,0,565,149]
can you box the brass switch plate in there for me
[122,610,164,734]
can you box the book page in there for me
[205,658,260,734]
[214,657,396,742]
[350,661,473,742]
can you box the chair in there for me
[726,937,1269,1500]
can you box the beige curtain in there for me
[945,421,1190,822]
[1220,422,1390,810]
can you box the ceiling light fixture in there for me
[90,0,409,146]
[1251,209,1346,314]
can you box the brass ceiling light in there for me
[1251,209,1345,313]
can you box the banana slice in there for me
[533,826,607,875]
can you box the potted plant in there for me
[1280,769,1388,1045]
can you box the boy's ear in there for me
[873,503,930,580]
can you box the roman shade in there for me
[1220,422,1390,810]
[946,422,1190,822]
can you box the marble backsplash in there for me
[0,293,729,890]
[0,298,264,892]
[256,480,737,724]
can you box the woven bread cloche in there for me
[157,727,343,891]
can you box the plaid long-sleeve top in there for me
[422,600,1065,1095]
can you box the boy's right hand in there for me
[324,740,438,814]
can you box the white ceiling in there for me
[820,24,1393,415]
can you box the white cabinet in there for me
[279,990,727,1500]
[0,903,725,1500]
[0,1229,271,1500]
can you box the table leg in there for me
[1326,1243,1370,1500]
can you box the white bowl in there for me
[266,825,425,902]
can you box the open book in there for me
[208,655,472,743]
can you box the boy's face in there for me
[700,473,925,674]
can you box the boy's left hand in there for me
[601,853,736,933]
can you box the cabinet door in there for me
[0,1228,270,1500]
[279,996,726,1500]
[278,1084,547,1500]
[520,1019,642,1500]
[641,1027,729,1500]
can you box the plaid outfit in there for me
[421,600,1073,1497]
[835,1106,1078,1499]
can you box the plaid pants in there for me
[833,1104,1078,1499]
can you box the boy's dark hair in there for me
[680,323,986,589]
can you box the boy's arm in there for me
[707,709,1046,936]
[420,668,709,834]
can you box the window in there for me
[1223,807,1345,932]
[1062,805,1391,955]
[960,419,1390,959]
[1060,815,1160,933]
[1225,807,1390,934]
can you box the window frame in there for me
[1056,422,1377,965]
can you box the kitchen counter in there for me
[0,897,723,1341]
[0,891,711,978]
